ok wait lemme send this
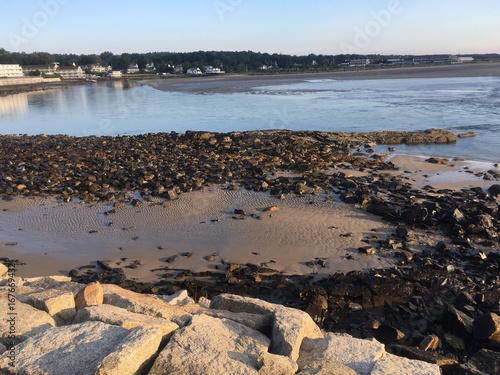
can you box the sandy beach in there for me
[1,187,396,281]
[1,155,497,281]
[144,62,500,94]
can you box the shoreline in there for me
[143,62,500,94]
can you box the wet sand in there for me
[1,187,397,281]
[144,62,500,94]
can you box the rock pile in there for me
[0,129,456,203]
[0,274,448,375]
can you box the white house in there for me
[349,58,370,67]
[0,64,24,78]
[22,62,59,75]
[204,66,225,74]
[126,64,140,73]
[457,56,474,63]
[145,63,155,72]
[186,67,202,75]
[56,65,84,79]
[108,70,122,78]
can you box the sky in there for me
[0,0,498,56]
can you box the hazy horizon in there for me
[1,0,498,57]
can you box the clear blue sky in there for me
[1,0,498,55]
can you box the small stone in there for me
[419,334,440,351]
[359,247,376,255]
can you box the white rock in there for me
[152,289,194,306]
[149,314,271,375]
[371,352,441,375]
[102,284,191,326]
[17,289,76,325]
[0,293,56,346]
[0,321,162,375]
[271,305,324,361]
[298,333,385,375]
[73,304,179,343]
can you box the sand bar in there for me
[144,62,500,94]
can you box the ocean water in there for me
[0,76,499,162]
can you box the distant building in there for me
[145,63,156,73]
[174,65,184,74]
[204,66,225,75]
[349,58,370,67]
[22,62,59,75]
[108,70,122,78]
[0,64,24,78]
[84,64,108,73]
[386,58,405,65]
[56,65,84,79]
[457,56,474,63]
[412,55,465,65]
[186,67,202,75]
[126,64,140,74]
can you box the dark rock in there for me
[487,184,500,197]
[442,305,474,338]
[375,324,405,343]
[473,313,500,341]
[464,349,500,375]
[457,132,476,138]
[401,206,428,223]
[426,157,449,165]
[234,209,246,215]
[443,332,466,351]
[443,208,467,225]
[390,344,457,366]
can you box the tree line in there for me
[0,48,498,73]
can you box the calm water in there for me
[0,76,499,161]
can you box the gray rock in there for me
[371,353,441,375]
[20,276,83,295]
[73,304,179,343]
[183,304,272,333]
[298,333,385,375]
[210,293,276,315]
[271,305,323,361]
[0,343,6,355]
[102,283,191,326]
[149,314,270,375]
[0,293,56,346]
[0,321,162,375]
[17,289,76,325]
[297,359,356,375]
[257,352,298,375]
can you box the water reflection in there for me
[0,93,28,115]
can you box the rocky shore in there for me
[0,273,453,374]
[1,129,499,373]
